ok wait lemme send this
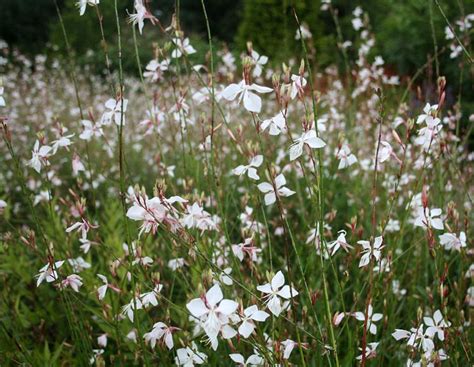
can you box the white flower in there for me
[261,111,287,136]
[0,199,6,214]
[327,230,353,255]
[175,342,207,366]
[392,325,435,353]
[121,298,144,322]
[221,80,273,113]
[336,144,357,169]
[295,23,312,39]
[378,141,394,163]
[250,50,268,78]
[51,133,74,154]
[172,38,197,58]
[76,0,99,16]
[414,207,444,230]
[358,236,384,268]
[129,0,149,34]
[186,283,238,349]
[415,116,442,151]
[257,174,295,206]
[168,258,185,270]
[356,342,378,361]
[354,304,383,335]
[229,353,264,366]
[416,103,438,125]
[424,310,450,341]
[97,334,107,348]
[232,155,263,180]
[238,305,270,338]
[101,98,128,126]
[182,203,217,232]
[439,232,466,251]
[143,59,169,82]
[97,274,108,300]
[79,120,103,141]
[281,339,300,359]
[60,274,83,292]
[0,86,5,107]
[144,322,175,349]
[289,74,307,99]
[139,285,163,308]
[36,261,65,287]
[232,238,261,263]
[257,271,298,317]
[27,140,52,173]
[289,130,326,161]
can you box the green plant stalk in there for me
[294,8,340,367]
[114,1,150,364]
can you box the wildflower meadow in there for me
[0,0,473,365]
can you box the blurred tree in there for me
[0,0,58,54]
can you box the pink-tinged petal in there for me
[126,205,146,221]
[165,333,174,350]
[392,329,410,340]
[431,208,442,216]
[221,83,242,101]
[256,283,272,294]
[247,355,264,365]
[247,167,259,180]
[244,305,258,317]
[217,299,238,315]
[424,317,434,327]
[251,310,270,322]
[186,298,208,318]
[271,271,285,290]
[369,323,377,335]
[238,321,254,338]
[221,324,237,339]
[251,155,263,167]
[232,165,247,176]
[249,83,273,93]
[278,187,295,197]
[372,313,383,322]
[206,283,223,307]
[267,295,282,317]
[306,136,326,149]
[431,218,444,230]
[257,182,273,193]
[359,253,370,267]
[277,285,298,299]
[264,192,276,206]
[243,91,262,113]
[105,98,116,109]
[229,354,245,364]
[289,142,303,161]
[274,174,286,188]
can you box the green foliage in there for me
[236,0,322,61]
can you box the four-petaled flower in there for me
[358,236,384,268]
[354,304,383,335]
[237,305,270,338]
[221,80,273,113]
[289,130,326,161]
[144,322,177,349]
[186,283,238,350]
[257,174,295,206]
[232,155,263,180]
[414,207,444,230]
[257,271,298,317]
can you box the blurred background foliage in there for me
[0,0,472,110]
